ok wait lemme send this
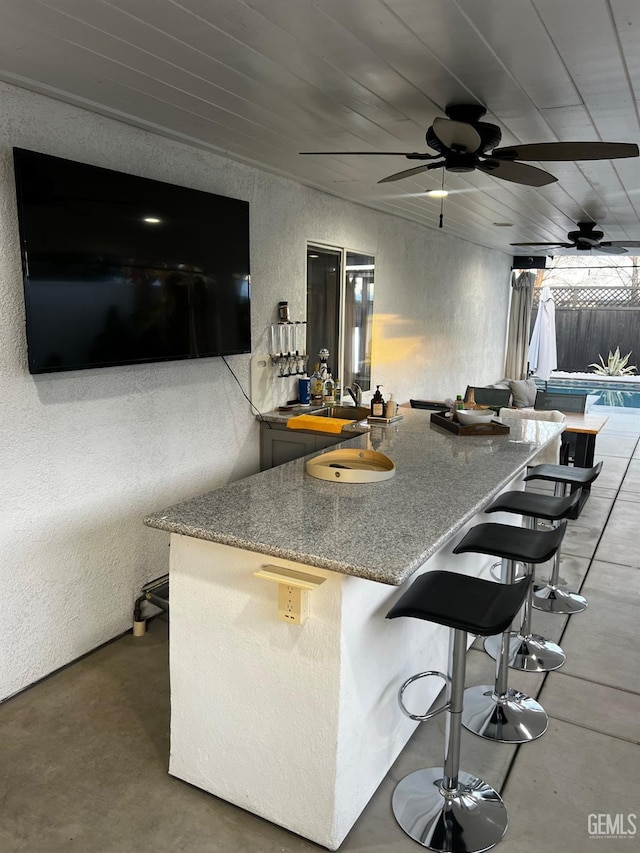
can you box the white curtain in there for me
[504,271,535,380]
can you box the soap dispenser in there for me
[371,385,385,418]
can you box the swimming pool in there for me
[537,375,640,409]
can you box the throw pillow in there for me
[508,378,537,408]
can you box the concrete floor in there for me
[1,408,639,853]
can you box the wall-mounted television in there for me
[13,148,251,374]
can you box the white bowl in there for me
[456,409,495,426]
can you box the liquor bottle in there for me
[466,387,476,409]
[310,363,324,403]
[371,385,385,418]
[318,348,330,380]
[333,377,341,404]
[322,373,335,404]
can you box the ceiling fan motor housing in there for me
[439,152,478,172]
[569,225,604,245]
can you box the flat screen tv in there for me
[13,148,251,374]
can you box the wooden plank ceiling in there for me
[1,0,639,255]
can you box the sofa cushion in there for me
[508,378,538,408]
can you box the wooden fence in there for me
[531,287,640,372]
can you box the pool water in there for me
[541,379,640,409]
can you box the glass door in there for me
[306,246,341,378]
[306,244,375,394]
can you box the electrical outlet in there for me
[277,583,309,624]
[254,565,325,625]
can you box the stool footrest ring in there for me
[398,670,451,721]
[489,559,527,583]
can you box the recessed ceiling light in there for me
[492,222,513,227]
[426,190,449,198]
[143,217,161,224]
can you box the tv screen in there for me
[13,148,251,374]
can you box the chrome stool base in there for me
[462,685,548,743]
[392,767,508,853]
[533,584,588,614]
[484,632,565,673]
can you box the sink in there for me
[317,405,370,421]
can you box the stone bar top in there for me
[144,409,563,586]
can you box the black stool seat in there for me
[524,460,602,486]
[386,570,530,636]
[523,461,601,617]
[386,566,516,850]
[486,489,580,522]
[452,524,567,745]
[483,493,575,674]
[384,521,569,848]
[453,521,567,565]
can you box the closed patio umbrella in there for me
[529,285,557,381]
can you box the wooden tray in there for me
[367,414,404,424]
[430,411,510,436]
[306,449,395,482]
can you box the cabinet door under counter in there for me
[259,420,345,470]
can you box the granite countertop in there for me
[144,409,564,586]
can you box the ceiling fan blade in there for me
[300,151,429,156]
[510,242,571,248]
[597,244,628,254]
[432,117,481,152]
[378,162,443,183]
[492,142,639,162]
[478,159,557,186]
[607,240,640,247]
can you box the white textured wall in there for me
[167,508,502,848]
[0,82,511,701]
[167,538,457,849]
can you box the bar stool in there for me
[386,570,531,853]
[453,521,567,743]
[524,461,603,614]
[482,489,581,672]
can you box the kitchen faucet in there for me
[346,383,363,406]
